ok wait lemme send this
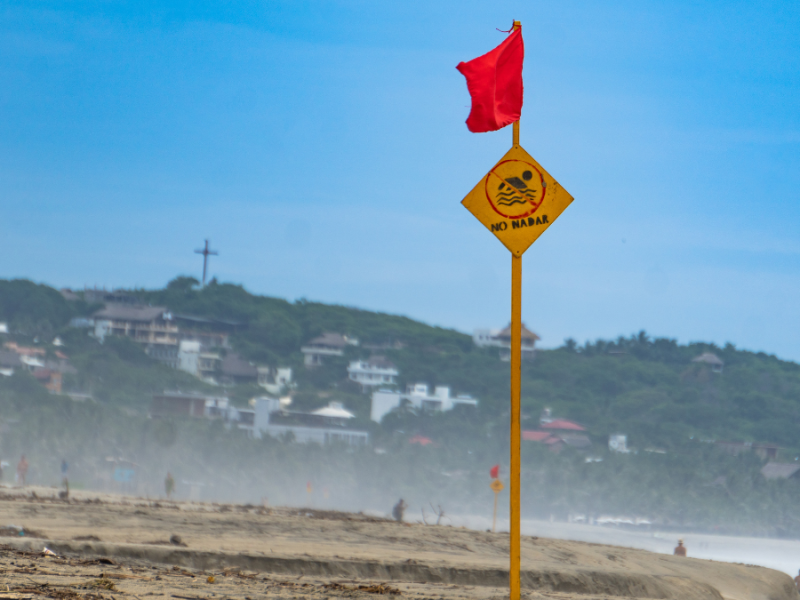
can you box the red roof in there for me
[541,419,586,431]
[409,435,434,446]
[522,430,553,442]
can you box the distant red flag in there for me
[490,464,500,479]
[456,28,524,133]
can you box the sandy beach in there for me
[0,486,795,600]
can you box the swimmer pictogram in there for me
[460,143,574,256]
[484,159,547,219]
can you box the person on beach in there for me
[16,455,29,486]
[673,539,686,556]
[392,498,407,522]
[794,569,800,589]
[165,472,175,498]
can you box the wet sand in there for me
[0,486,795,600]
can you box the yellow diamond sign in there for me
[490,479,504,493]
[461,144,574,256]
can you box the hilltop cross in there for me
[194,239,218,286]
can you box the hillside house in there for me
[347,357,398,390]
[3,341,58,369]
[257,366,293,395]
[522,430,566,452]
[692,352,724,373]
[219,352,259,385]
[473,323,539,361]
[177,342,260,386]
[539,407,586,431]
[301,333,356,367]
[149,391,259,435]
[151,392,367,445]
[523,408,592,452]
[172,313,238,348]
[370,383,478,423]
[522,431,553,442]
[522,429,591,452]
[716,440,778,460]
[92,304,237,374]
[177,341,232,382]
[252,398,368,446]
[93,305,180,365]
[2,343,45,372]
[0,343,73,392]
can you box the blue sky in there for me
[1,1,799,358]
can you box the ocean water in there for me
[446,515,800,577]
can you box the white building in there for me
[257,366,294,395]
[176,341,232,384]
[149,391,367,445]
[347,358,398,389]
[609,434,630,454]
[370,383,478,423]
[251,398,368,446]
[177,340,202,376]
[473,323,539,361]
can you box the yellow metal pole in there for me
[492,492,497,532]
[510,24,522,595]
[510,252,522,600]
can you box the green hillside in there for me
[0,277,799,450]
[1,277,800,534]
[136,278,800,451]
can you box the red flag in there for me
[490,464,500,479]
[456,28,524,133]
